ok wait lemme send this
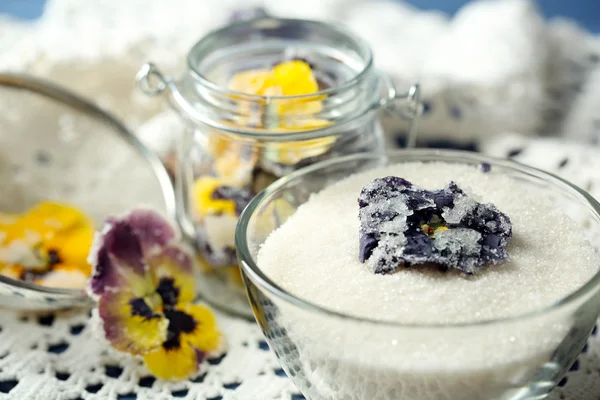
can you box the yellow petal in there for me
[143,341,199,380]
[206,135,231,159]
[192,177,237,218]
[272,60,319,96]
[47,223,94,268]
[98,291,168,355]
[17,201,89,236]
[0,212,18,225]
[0,265,24,280]
[228,69,278,95]
[178,303,221,353]
[280,117,331,131]
[278,99,324,117]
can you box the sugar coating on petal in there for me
[358,177,512,275]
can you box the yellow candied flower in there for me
[228,61,319,98]
[89,209,222,381]
[223,61,337,169]
[192,177,237,218]
[272,60,319,96]
[227,60,326,120]
[0,201,94,286]
[227,69,279,95]
[206,135,258,186]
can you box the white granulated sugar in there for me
[258,162,599,324]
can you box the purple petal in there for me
[160,245,193,275]
[90,246,116,295]
[89,213,159,295]
[125,209,177,255]
[103,219,145,269]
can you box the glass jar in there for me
[137,17,421,316]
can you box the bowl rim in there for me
[0,73,176,299]
[236,149,600,328]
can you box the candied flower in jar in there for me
[88,209,222,380]
[191,176,253,272]
[227,60,329,128]
[192,176,254,220]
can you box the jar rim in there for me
[186,17,374,101]
[170,72,384,141]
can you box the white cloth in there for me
[1,0,599,148]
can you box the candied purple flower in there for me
[88,209,195,352]
[358,177,512,275]
[88,209,222,381]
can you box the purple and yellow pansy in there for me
[88,209,221,380]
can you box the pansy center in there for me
[420,215,448,238]
[128,277,181,320]
[129,297,161,319]
[156,277,180,308]
[162,309,198,351]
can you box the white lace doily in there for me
[0,307,299,400]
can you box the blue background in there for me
[1,0,599,32]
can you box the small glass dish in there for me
[0,73,176,310]
[236,150,600,400]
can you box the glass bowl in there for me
[236,150,600,400]
[0,73,176,310]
